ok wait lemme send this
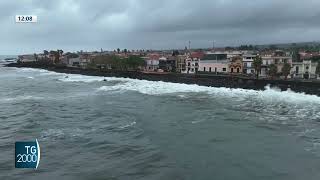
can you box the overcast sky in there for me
[1,0,320,55]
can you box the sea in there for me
[1,64,320,180]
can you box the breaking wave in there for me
[2,95,44,102]
[96,77,320,104]
[12,68,320,104]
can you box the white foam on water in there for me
[58,74,130,83]
[98,78,214,95]
[2,95,44,102]
[96,77,320,104]
[58,74,106,82]
[18,68,61,76]
[119,121,136,129]
[11,68,320,104]
[40,129,65,140]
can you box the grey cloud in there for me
[0,0,320,55]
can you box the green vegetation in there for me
[253,56,263,79]
[268,64,278,79]
[64,52,79,58]
[43,50,49,56]
[281,63,291,80]
[88,55,144,71]
[316,63,320,75]
[311,56,320,63]
[49,50,63,64]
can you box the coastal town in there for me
[16,44,320,80]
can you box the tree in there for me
[34,53,38,61]
[117,48,120,54]
[253,56,263,79]
[292,49,300,62]
[281,62,291,80]
[269,45,277,50]
[124,49,128,54]
[268,64,278,79]
[316,62,320,76]
[172,50,179,56]
[43,50,49,56]
[49,50,62,64]
[58,49,63,55]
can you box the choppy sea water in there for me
[1,65,320,180]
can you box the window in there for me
[195,63,198,66]
[306,66,309,70]
[188,62,191,66]
[215,67,217,72]
[251,70,254,73]
[209,67,212,72]
[204,67,206,72]
[191,68,194,72]
[237,68,240,73]
[231,68,234,73]
[296,66,299,73]
[223,68,226,72]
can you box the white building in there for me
[242,54,256,74]
[226,51,243,59]
[144,54,160,71]
[291,60,318,79]
[182,57,200,74]
[68,57,81,67]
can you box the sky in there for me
[0,0,320,55]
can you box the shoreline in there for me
[5,62,320,96]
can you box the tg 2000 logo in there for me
[15,139,40,169]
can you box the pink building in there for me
[198,52,229,73]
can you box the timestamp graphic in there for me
[15,15,37,23]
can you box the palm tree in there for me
[43,50,49,56]
[268,64,278,79]
[253,56,263,79]
[281,62,291,80]
[33,53,38,61]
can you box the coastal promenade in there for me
[6,62,320,96]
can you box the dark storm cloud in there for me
[0,0,320,54]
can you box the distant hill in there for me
[255,41,320,49]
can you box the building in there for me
[198,52,228,73]
[242,54,256,74]
[291,60,318,79]
[260,50,292,77]
[176,55,187,73]
[229,56,243,74]
[79,54,92,68]
[18,55,37,63]
[226,51,243,59]
[68,57,81,67]
[159,56,176,72]
[182,55,200,74]
[145,54,160,71]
